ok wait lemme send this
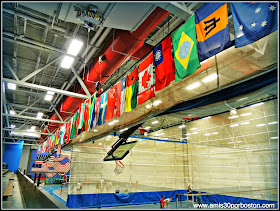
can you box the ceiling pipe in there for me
[3,8,66,33]
[42,7,169,138]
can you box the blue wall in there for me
[3,141,24,172]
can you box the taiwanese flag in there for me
[153,35,175,91]
[115,76,127,117]
[138,53,155,105]
[105,86,117,121]
[125,67,139,112]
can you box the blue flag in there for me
[230,3,277,48]
[97,91,108,126]
[195,3,231,61]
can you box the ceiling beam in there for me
[4,102,52,112]
[2,113,66,124]
[3,78,89,99]
[50,101,64,122]
[170,2,194,15]
[70,66,91,97]
[21,55,63,82]
[18,96,44,115]
[3,141,37,146]
[3,128,53,136]
[4,61,19,81]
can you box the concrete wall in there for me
[18,145,31,173]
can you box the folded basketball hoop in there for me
[114,160,124,175]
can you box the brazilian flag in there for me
[172,15,201,81]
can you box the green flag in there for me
[88,93,96,131]
[172,15,201,81]
[78,102,85,129]
[70,109,79,139]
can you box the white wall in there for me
[18,145,31,173]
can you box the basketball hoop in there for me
[114,160,124,176]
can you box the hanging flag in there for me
[105,87,117,121]
[172,15,201,81]
[92,96,101,127]
[195,3,231,61]
[98,91,108,126]
[77,102,85,130]
[37,145,41,155]
[115,76,127,117]
[153,34,175,91]
[89,93,97,130]
[48,136,52,152]
[125,67,139,112]
[230,3,277,48]
[59,125,66,145]
[65,117,73,144]
[57,144,61,158]
[138,53,155,105]
[51,134,55,151]
[70,109,79,139]
[54,127,60,147]
[83,99,90,131]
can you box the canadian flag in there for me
[138,53,155,105]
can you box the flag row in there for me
[37,2,277,154]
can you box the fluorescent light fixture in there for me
[67,39,83,56]
[93,129,98,132]
[240,113,252,117]
[211,132,218,135]
[228,142,234,144]
[61,55,74,69]
[9,110,15,115]
[24,132,40,138]
[256,124,266,127]
[153,100,162,106]
[178,125,186,128]
[192,132,198,134]
[230,124,239,127]
[144,126,151,130]
[10,125,16,128]
[240,122,250,125]
[202,74,217,83]
[250,102,264,107]
[228,115,239,119]
[268,121,278,125]
[204,133,211,136]
[190,127,197,130]
[47,91,55,95]
[30,126,36,131]
[7,83,16,90]
[186,82,201,90]
[270,137,278,139]
[37,112,43,117]
[236,141,243,143]
[152,120,159,124]
[146,104,152,109]
[44,94,53,101]
[203,116,211,120]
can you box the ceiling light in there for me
[144,126,151,130]
[186,82,201,90]
[23,132,40,138]
[9,110,15,115]
[240,122,250,125]
[37,112,43,117]
[240,113,252,116]
[268,121,278,125]
[236,141,242,143]
[250,102,264,107]
[178,125,186,128]
[47,91,55,95]
[190,127,197,130]
[211,132,218,135]
[228,142,234,144]
[61,55,74,69]
[228,115,239,119]
[204,133,211,136]
[192,132,198,134]
[44,94,53,101]
[7,83,16,90]
[230,124,239,127]
[10,125,16,128]
[152,120,159,124]
[202,74,217,83]
[146,104,152,109]
[93,129,98,132]
[153,100,162,106]
[230,108,237,115]
[256,124,266,127]
[30,126,36,131]
[67,39,83,56]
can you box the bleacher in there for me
[3,171,15,202]
[3,169,9,175]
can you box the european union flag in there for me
[97,91,108,126]
[230,3,277,47]
[195,3,231,61]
